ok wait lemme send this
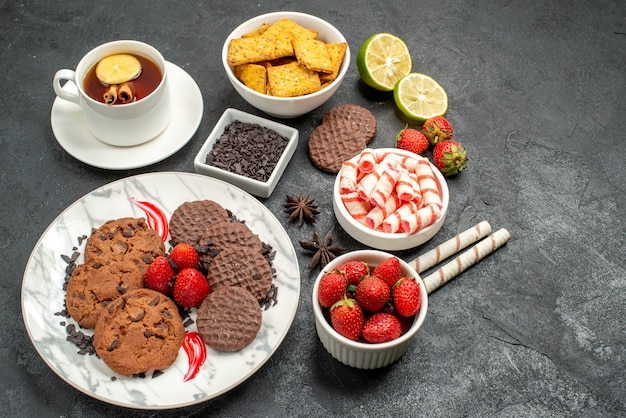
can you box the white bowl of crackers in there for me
[222,12,350,118]
[333,148,449,251]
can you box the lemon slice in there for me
[356,33,412,91]
[95,54,142,85]
[393,72,448,122]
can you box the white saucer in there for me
[51,62,203,170]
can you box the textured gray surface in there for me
[1,0,625,416]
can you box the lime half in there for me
[393,72,448,122]
[356,33,412,91]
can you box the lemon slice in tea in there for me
[393,72,448,122]
[356,33,412,91]
[95,54,142,85]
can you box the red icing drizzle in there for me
[130,197,168,242]
[182,332,206,382]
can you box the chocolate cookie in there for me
[205,245,273,302]
[309,104,378,173]
[93,288,185,376]
[66,261,144,329]
[308,117,368,173]
[197,221,263,268]
[322,103,377,143]
[169,200,230,246]
[83,217,165,271]
[197,286,262,352]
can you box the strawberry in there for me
[432,140,468,177]
[172,268,210,308]
[396,126,429,155]
[168,243,199,271]
[354,275,390,312]
[421,116,453,146]
[144,256,174,295]
[362,312,402,344]
[393,277,422,317]
[337,260,369,286]
[317,271,348,308]
[370,256,402,289]
[330,296,364,341]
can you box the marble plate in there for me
[21,172,300,410]
[50,62,203,170]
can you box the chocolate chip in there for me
[130,310,145,321]
[121,227,136,238]
[108,339,119,351]
[111,241,128,254]
[148,296,160,306]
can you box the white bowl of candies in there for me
[333,148,449,251]
[312,250,428,369]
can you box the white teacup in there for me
[53,40,170,147]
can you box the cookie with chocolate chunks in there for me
[93,288,185,376]
[66,261,144,329]
[83,217,165,272]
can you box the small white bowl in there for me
[333,148,449,251]
[312,250,428,369]
[193,108,298,198]
[222,11,350,118]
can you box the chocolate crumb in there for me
[152,370,164,379]
[64,323,96,355]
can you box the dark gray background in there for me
[1,0,624,416]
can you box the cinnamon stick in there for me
[117,82,135,103]
[412,221,492,273]
[103,85,118,105]
[422,228,511,294]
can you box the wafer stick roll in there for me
[422,228,511,294]
[412,221,492,273]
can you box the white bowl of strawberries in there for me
[312,250,428,369]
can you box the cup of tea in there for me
[53,40,170,147]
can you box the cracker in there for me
[292,38,334,73]
[267,61,322,97]
[264,33,294,58]
[227,36,276,66]
[242,23,270,38]
[234,63,267,93]
[319,42,347,83]
[263,18,318,43]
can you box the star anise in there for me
[283,193,319,227]
[299,230,346,269]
